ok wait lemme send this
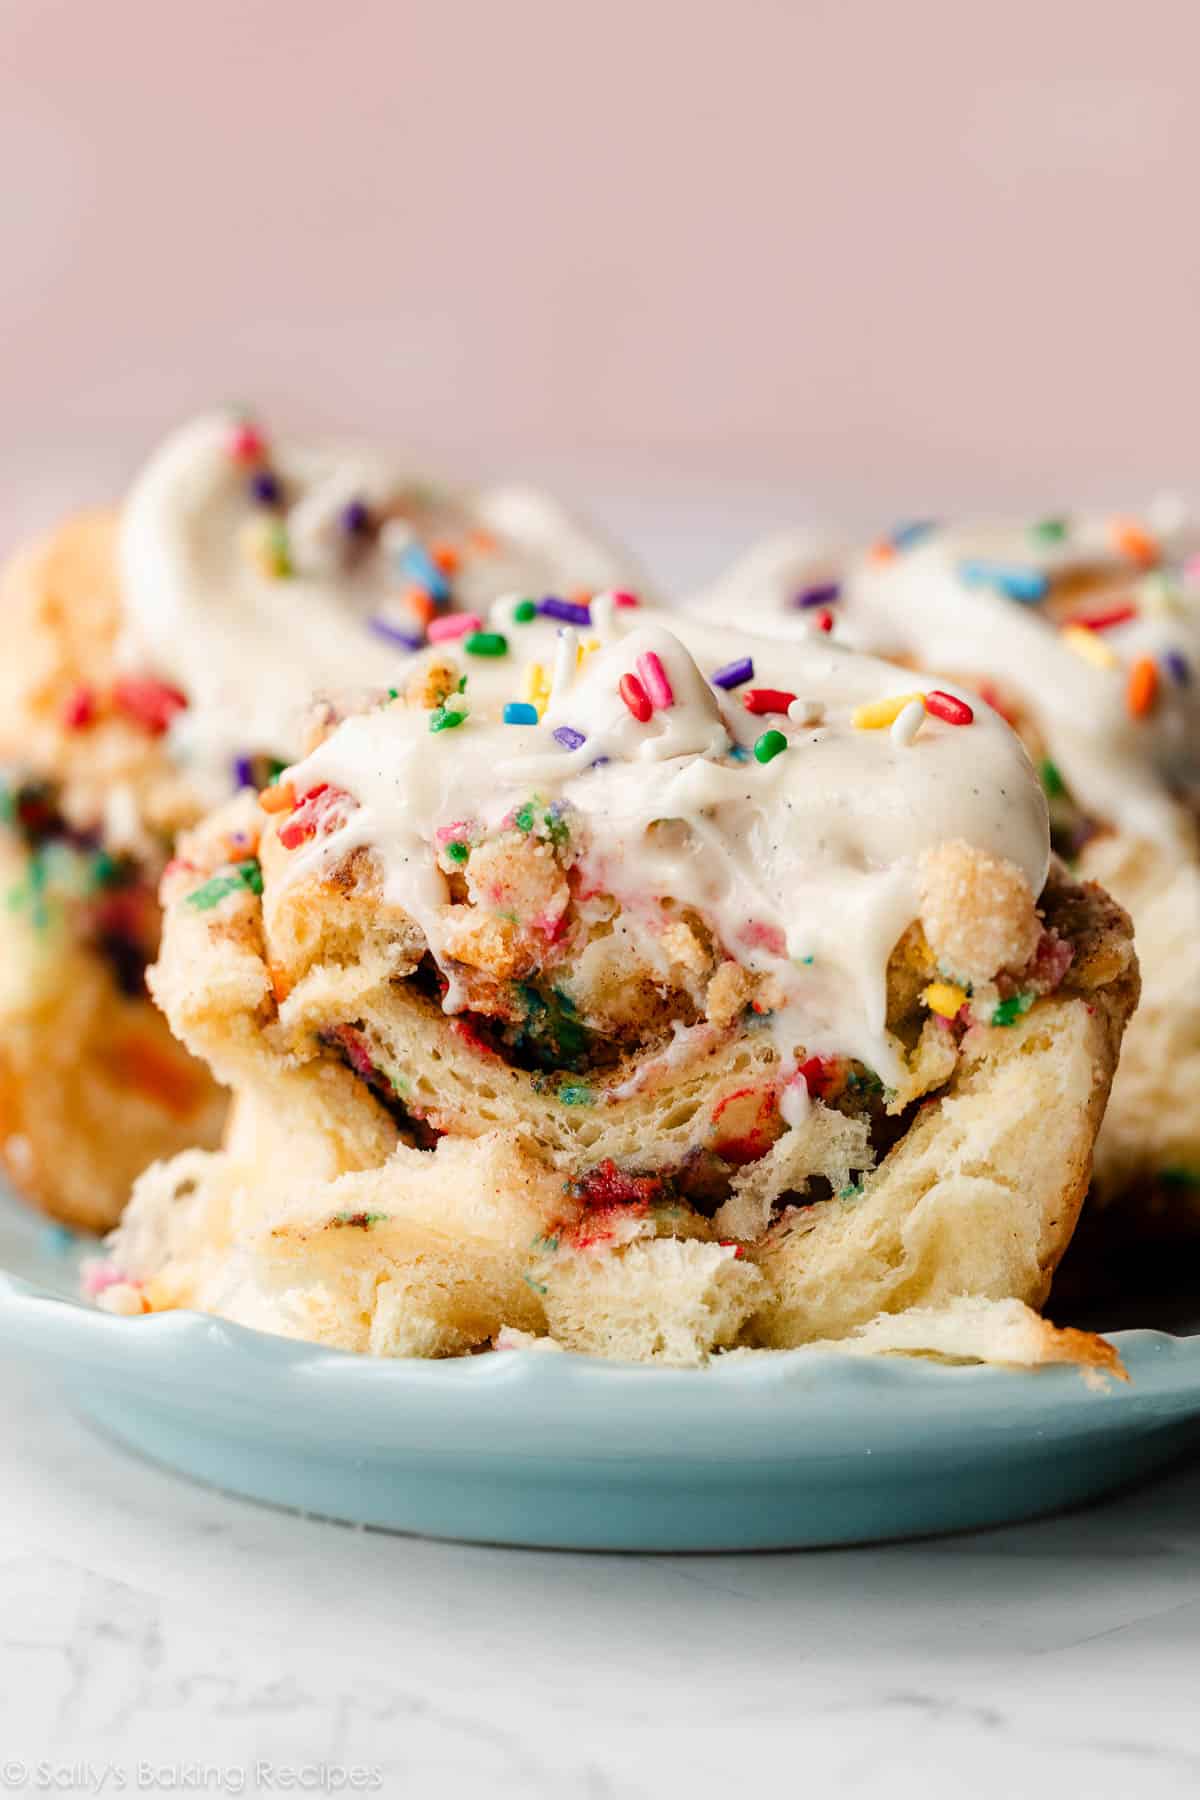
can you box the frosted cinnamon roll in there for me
[98,603,1135,1369]
[0,415,645,1227]
[698,507,1200,1227]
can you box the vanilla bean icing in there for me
[117,414,647,805]
[697,507,1200,852]
[280,605,1049,1085]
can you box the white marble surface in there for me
[0,1349,1197,1799]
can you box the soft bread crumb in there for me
[918,840,1041,985]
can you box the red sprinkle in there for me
[814,610,834,633]
[619,672,653,722]
[278,783,352,849]
[798,1055,842,1100]
[1070,603,1138,633]
[228,423,266,464]
[112,677,189,735]
[62,684,97,729]
[925,689,974,726]
[743,687,797,716]
[613,591,640,607]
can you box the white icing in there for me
[281,607,1049,1086]
[698,510,1200,852]
[117,415,646,806]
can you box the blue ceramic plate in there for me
[3,1188,1200,1550]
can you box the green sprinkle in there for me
[513,599,538,623]
[1030,516,1068,543]
[429,706,467,733]
[186,859,264,911]
[523,1272,549,1295]
[753,729,788,765]
[332,1210,390,1228]
[386,687,399,701]
[514,803,535,832]
[558,1084,594,1106]
[530,1233,560,1253]
[798,954,815,966]
[1161,1167,1200,1189]
[838,1182,865,1201]
[445,840,469,864]
[267,760,287,784]
[464,631,508,657]
[91,850,122,890]
[991,991,1035,1027]
[1039,757,1066,798]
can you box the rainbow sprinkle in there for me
[924,690,974,726]
[959,560,1048,604]
[513,599,538,623]
[368,617,425,650]
[636,650,674,710]
[504,701,539,725]
[852,691,925,730]
[1127,657,1159,718]
[464,631,508,657]
[792,582,840,610]
[539,596,592,627]
[1062,624,1118,670]
[619,672,652,722]
[711,656,754,690]
[428,612,482,644]
[553,725,586,751]
[753,729,788,764]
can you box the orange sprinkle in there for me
[404,585,436,626]
[1109,518,1159,568]
[1126,656,1159,717]
[869,540,898,565]
[570,588,593,607]
[466,527,499,555]
[259,780,296,814]
[430,541,460,575]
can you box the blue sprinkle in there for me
[249,470,282,506]
[538,596,592,626]
[399,543,451,603]
[232,755,255,790]
[503,701,539,725]
[1163,649,1191,686]
[368,616,426,650]
[890,520,937,551]
[792,582,840,609]
[40,1222,75,1256]
[553,725,587,751]
[711,656,754,690]
[727,742,750,763]
[958,560,1049,604]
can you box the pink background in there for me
[3,0,1198,574]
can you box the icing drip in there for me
[698,508,1200,851]
[117,414,646,806]
[280,605,1049,1086]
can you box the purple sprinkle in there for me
[711,656,754,690]
[1164,649,1191,686]
[250,470,282,506]
[368,616,425,651]
[538,596,592,626]
[233,755,255,789]
[553,725,587,751]
[792,581,840,609]
[341,498,371,536]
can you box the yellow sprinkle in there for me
[923,981,968,1019]
[578,637,601,668]
[852,691,926,730]
[522,661,551,717]
[1061,624,1118,670]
